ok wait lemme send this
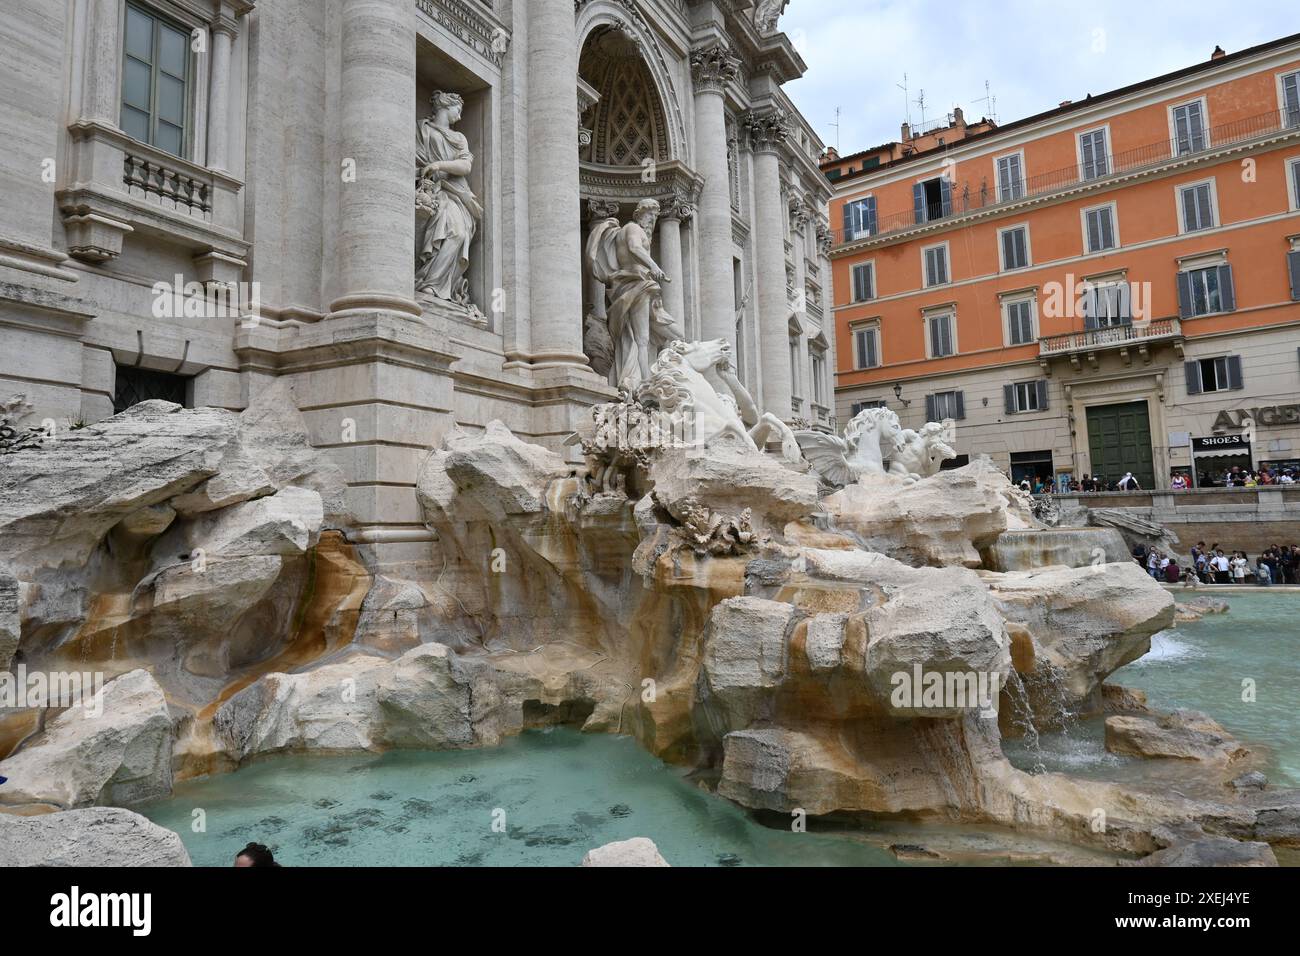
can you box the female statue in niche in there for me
[416,90,483,309]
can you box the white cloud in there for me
[782,0,1296,155]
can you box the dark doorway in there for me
[113,366,190,414]
[1010,450,1053,486]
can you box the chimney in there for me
[952,105,966,129]
[1211,45,1226,60]
[823,146,840,162]
[901,121,912,141]
[1059,100,1073,108]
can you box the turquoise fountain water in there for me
[1004,591,1300,789]
[139,593,1298,866]
[140,729,901,867]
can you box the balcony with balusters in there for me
[1038,317,1185,373]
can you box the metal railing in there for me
[834,108,1300,247]
[1039,317,1182,355]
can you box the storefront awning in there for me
[1194,447,1250,458]
[1192,436,1250,458]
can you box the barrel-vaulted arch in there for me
[575,1,689,167]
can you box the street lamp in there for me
[893,383,911,407]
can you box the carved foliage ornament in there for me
[743,107,791,152]
[690,44,741,93]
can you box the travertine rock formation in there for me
[1106,710,1250,765]
[0,807,193,867]
[581,837,670,867]
[0,386,1288,867]
[0,669,173,809]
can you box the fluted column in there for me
[658,199,691,335]
[690,44,740,344]
[206,21,236,172]
[329,0,420,318]
[748,108,794,420]
[526,0,587,368]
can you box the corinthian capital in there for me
[743,107,791,153]
[816,221,833,257]
[690,44,740,94]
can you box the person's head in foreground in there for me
[234,842,281,867]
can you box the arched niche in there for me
[576,5,688,166]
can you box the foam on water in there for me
[1135,629,1201,665]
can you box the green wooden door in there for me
[1086,401,1154,488]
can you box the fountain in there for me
[0,351,1295,867]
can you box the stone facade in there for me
[0,0,832,570]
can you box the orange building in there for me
[826,35,1300,490]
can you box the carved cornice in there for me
[690,43,741,94]
[580,159,703,214]
[416,0,510,69]
[743,107,790,153]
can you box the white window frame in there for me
[923,307,958,359]
[1287,156,1300,211]
[1076,124,1112,180]
[997,222,1032,272]
[845,195,875,241]
[1182,263,1227,317]
[994,149,1026,202]
[850,321,881,370]
[921,240,951,288]
[1080,200,1120,253]
[931,389,963,421]
[1001,294,1038,347]
[1176,177,1219,235]
[1168,96,1211,156]
[1012,380,1041,413]
[850,259,876,302]
[1277,69,1300,128]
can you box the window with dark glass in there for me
[121,4,191,157]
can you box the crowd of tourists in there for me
[1190,465,1298,488]
[1015,465,1299,495]
[1017,472,1143,494]
[1132,541,1300,586]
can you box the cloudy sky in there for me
[781,1,1298,155]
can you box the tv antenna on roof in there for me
[897,73,910,127]
[914,88,927,132]
[973,79,998,124]
[829,105,841,151]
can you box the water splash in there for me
[1001,671,1045,774]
